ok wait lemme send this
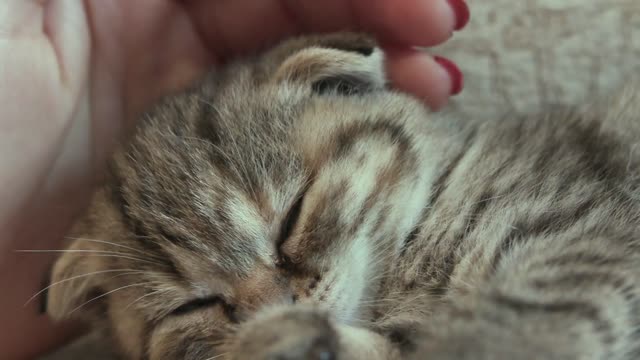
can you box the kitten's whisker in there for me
[380,293,432,317]
[124,289,169,310]
[16,249,163,266]
[23,268,140,307]
[160,133,215,147]
[65,237,147,256]
[203,352,229,360]
[357,298,401,306]
[79,254,164,265]
[106,271,149,282]
[16,249,151,260]
[221,122,258,199]
[16,249,126,254]
[202,339,229,347]
[68,282,148,315]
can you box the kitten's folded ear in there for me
[46,235,107,322]
[271,33,386,95]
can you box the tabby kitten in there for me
[46,33,640,359]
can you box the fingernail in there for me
[447,0,470,31]
[434,56,464,96]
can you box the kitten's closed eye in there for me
[277,194,305,268]
[171,296,236,322]
[171,296,224,316]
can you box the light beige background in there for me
[42,0,639,358]
[438,0,639,118]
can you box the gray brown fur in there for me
[46,33,640,359]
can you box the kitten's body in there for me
[47,34,640,359]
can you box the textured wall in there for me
[41,1,640,359]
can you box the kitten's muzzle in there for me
[234,270,297,320]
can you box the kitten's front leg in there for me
[401,304,580,360]
[227,304,398,360]
[398,250,640,360]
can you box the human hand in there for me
[0,0,468,358]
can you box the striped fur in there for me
[47,33,640,359]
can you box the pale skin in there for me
[0,0,466,358]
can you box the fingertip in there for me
[433,55,464,96]
[353,0,456,47]
[447,0,470,31]
[385,49,455,110]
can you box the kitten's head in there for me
[47,33,433,358]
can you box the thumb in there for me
[0,1,92,358]
[0,0,92,222]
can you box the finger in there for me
[281,0,356,32]
[87,0,213,124]
[0,0,90,91]
[181,0,299,58]
[119,2,211,117]
[179,0,464,109]
[182,0,467,57]
[0,1,44,36]
[386,49,463,110]
[0,0,91,216]
[281,0,466,46]
[351,0,466,47]
[43,0,90,92]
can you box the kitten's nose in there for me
[236,269,295,311]
[234,288,296,322]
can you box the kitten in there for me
[45,33,640,359]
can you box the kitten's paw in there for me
[229,305,338,360]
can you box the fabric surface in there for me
[438,0,639,118]
[41,0,639,359]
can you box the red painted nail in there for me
[447,0,470,31]
[434,56,464,96]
